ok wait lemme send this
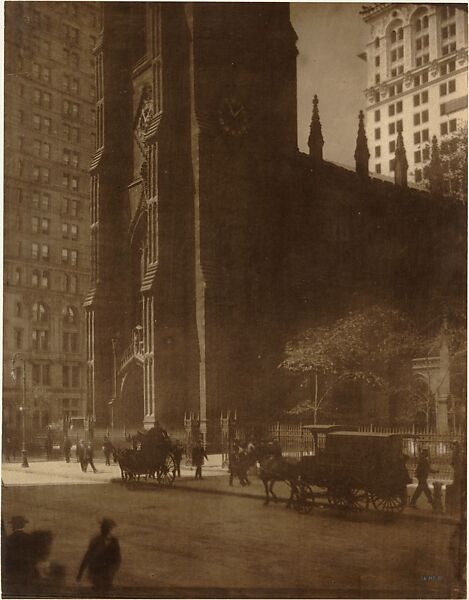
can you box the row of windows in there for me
[17,216,79,239]
[440,79,456,96]
[28,144,80,167]
[31,63,51,83]
[13,189,81,217]
[26,243,80,266]
[413,90,429,107]
[16,302,78,324]
[441,119,458,136]
[63,99,81,119]
[374,120,404,140]
[11,268,79,293]
[13,333,64,362]
[24,164,81,191]
[28,363,81,388]
[388,101,403,117]
[414,129,430,145]
[414,147,431,163]
[413,110,429,126]
[28,113,83,144]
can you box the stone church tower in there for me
[85,3,298,437]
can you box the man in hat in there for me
[63,437,72,463]
[77,518,121,594]
[191,439,208,480]
[4,516,34,588]
[410,448,437,508]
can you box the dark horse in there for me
[254,442,301,507]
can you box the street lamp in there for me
[11,354,29,468]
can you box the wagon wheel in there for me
[293,483,315,514]
[348,488,369,511]
[157,454,176,486]
[371,492,405,514]
[327,484,351,509]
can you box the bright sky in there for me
[291,3,368,168]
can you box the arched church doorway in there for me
[118,363,144,431]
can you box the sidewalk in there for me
[2,458,459,525]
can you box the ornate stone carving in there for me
[457,48,467,66]
[404,74,413,88]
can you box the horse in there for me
[253,441,301,507]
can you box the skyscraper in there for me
[361,4,467,186]
[3,2,99,440]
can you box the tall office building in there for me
[3,3,99,439]
[361,4,467,186]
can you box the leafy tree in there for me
[280,305,421,423]
[424,125,467,203]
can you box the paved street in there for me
[2,459,462,598]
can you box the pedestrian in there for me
[410,448,437,508]
[77,440,87,471]
[85,442,97,473]
[172,441,183,478]
[77,518,121,594]
[102,436,114,466]
[45,433,53,461]
[3,516,34,588]
[4,435,11,462]
[191,439,208,480]
[63,437,72,464]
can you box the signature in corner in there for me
[421,575,443,582]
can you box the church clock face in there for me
[218,96,248,137]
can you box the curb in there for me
[111,475,460,526]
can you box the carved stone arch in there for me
[134,85,154,155]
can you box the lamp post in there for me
[11,354,29,468]
[108,400,114,436]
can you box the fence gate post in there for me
[184,412,200,466]
[220,411,237,469]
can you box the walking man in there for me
[410,449,437,508]
[192,439,208,480]
[63,437,72,463]
[77,518,121,594]
[4,516,33,588]
[102,437,114,466]
[85,442,97,473]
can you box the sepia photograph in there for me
[2,1,467,598]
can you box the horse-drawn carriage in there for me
[291,427,410,514]
[116,428,178,485]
